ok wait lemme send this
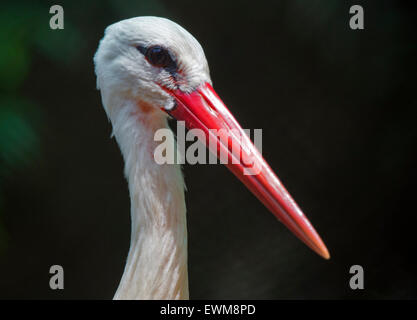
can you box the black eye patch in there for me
[136,45,177,73]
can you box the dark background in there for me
[0,0,416,299]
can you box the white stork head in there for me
[94,16,210,117]
[94,16,330,260]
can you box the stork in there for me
[94,16,329,300]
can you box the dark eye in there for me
[143,45,176,70]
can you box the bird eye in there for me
[143,45,176,70]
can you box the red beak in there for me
[164,82,330,259]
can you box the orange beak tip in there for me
[321,248,331,260]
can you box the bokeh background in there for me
[0,0,416,299]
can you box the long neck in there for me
[110,99,188,299]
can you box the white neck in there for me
[109,99,188,299]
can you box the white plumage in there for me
[95,17,202,299]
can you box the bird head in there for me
[94,16,330,260]
[94,16,211,116]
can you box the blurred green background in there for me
[0,0,416,299]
